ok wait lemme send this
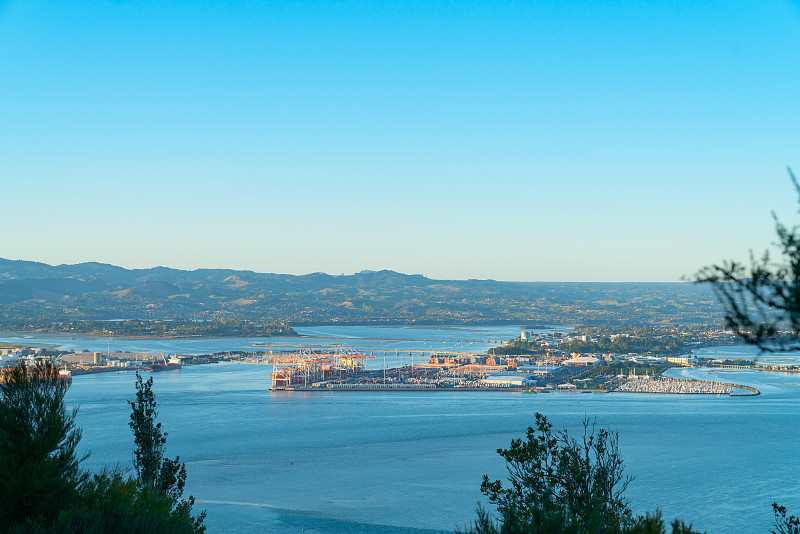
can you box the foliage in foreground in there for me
[459,413,704,534]
[130,372,205,530]
[696,168,800,352]
[462,506,703,534]
[10,470,202,534]
[772,503,800,534]
[0,362,86,530]
[0,362,204,533]
[697,169,800,534]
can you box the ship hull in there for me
[151,363,181,372]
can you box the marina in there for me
[614,375,760,395]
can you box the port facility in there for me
[268,345,540,391]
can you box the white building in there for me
[562,356,600,367]
[665,356,698,366]
[518,365,561,375]
[631,355,666,363]
[479,374,536,387]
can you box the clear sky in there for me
[1,0,799,282]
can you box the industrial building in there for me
[478,373,536,387]
[562,356,600,367]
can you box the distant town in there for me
[0,259,780,397]
[267,325,763,395]
[0,325,771,396]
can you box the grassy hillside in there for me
[0,259,721,327]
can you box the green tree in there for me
[696,168,800,352]
[129,373,205,531]
[461,413,702,534]
[8,470,202,534]
[0,361,86,530]
[0,363,205,533]
[771,503,800,534]
[473,412,633,533]
[11,470,204,534]
[697,169,800,534]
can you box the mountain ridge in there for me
[0,258,721,326]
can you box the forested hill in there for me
[0,259,721,327]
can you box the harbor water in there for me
[0,324,537,361]
[7,326,800,532]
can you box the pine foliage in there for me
[0,362,86,530]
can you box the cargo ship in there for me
[58,368,72,385]
[151,355,182,372]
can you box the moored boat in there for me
[151,355,182,372]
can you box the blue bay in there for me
[11,325,795,533]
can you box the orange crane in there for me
[269,345,373,390]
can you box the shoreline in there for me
[270,386,533,392]
[62,361,761,396]
[0,330,302,342]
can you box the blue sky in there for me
[2,0,799,281]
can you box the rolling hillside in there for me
[0,259,722,326]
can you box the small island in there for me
[0,318,296,338]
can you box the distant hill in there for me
[0,258,722,326]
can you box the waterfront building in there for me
[666,356,698,366]
[563,355,600,367]
[518,364,561,376]
[479,374,536,387]
[60,351,100,365]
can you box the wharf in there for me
[70,366,138,376]
[270,385,531,392]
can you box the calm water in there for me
[694,344,800,365]
[0,324,543,364]
[24,326,800,533]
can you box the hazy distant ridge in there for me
[0,259,721,326]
